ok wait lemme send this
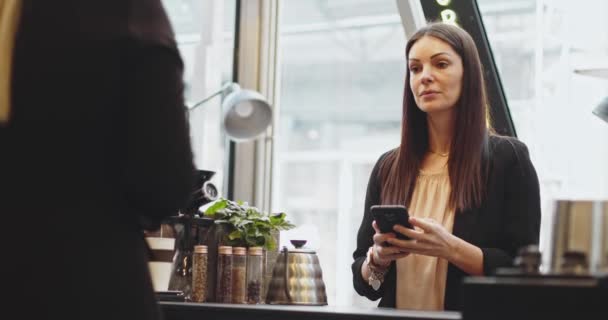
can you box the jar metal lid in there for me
[194,245,208,254]
[248,247,263,256]
[233,247,247,255]
[218,246,233,255]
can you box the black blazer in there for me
[352,135,541,311]
[0,1,194,319]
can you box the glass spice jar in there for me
[246,247,264,304]
[216,246,233,303]
[191,245,208,303]
[232,247,247,304]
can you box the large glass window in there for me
[477,0,608,267]
[272,0,406,306]
[162,0,237,194]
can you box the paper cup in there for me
[146,237,175,292]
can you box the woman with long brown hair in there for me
[352,22,540,311]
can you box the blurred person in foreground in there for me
[1,1,194,318]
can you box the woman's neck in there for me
[426,110,455,155]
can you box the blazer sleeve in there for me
[481,138,541,274]
[121,0,195,227]
[352,151,394,300]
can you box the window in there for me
[273,0,406,306]
[477,0,608,268]
[162,0,237,194]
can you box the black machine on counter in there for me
[462,200,608,319]
[462,102,608,319]
[150,170,225,301]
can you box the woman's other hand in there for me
[371,220,410,266]
[387,217,457,260]
[387,216,484,275]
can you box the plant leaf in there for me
[228,230,242,241]
[264,233,276,251]
[205,199,227,217]
[269,212,285,225]
[211,198,295,250]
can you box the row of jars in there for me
[191,245,264,304]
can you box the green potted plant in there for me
[204,198,295,250]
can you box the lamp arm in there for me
[186,82,235,111]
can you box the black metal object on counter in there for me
[158,169,221,300]
[461,238,608,319]
[164,216,212,299]
[461,273,608,320]
[180,170,218,216]
[163,215,227,302]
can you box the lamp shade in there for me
[221,84,272,141]
[593,96,608,124]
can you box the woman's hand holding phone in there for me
[371,220,410,266]
[369,205,462,262]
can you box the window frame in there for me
[418,0,517,136]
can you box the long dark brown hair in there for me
[379,23,491,211]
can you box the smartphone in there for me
[371,205,413,241]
